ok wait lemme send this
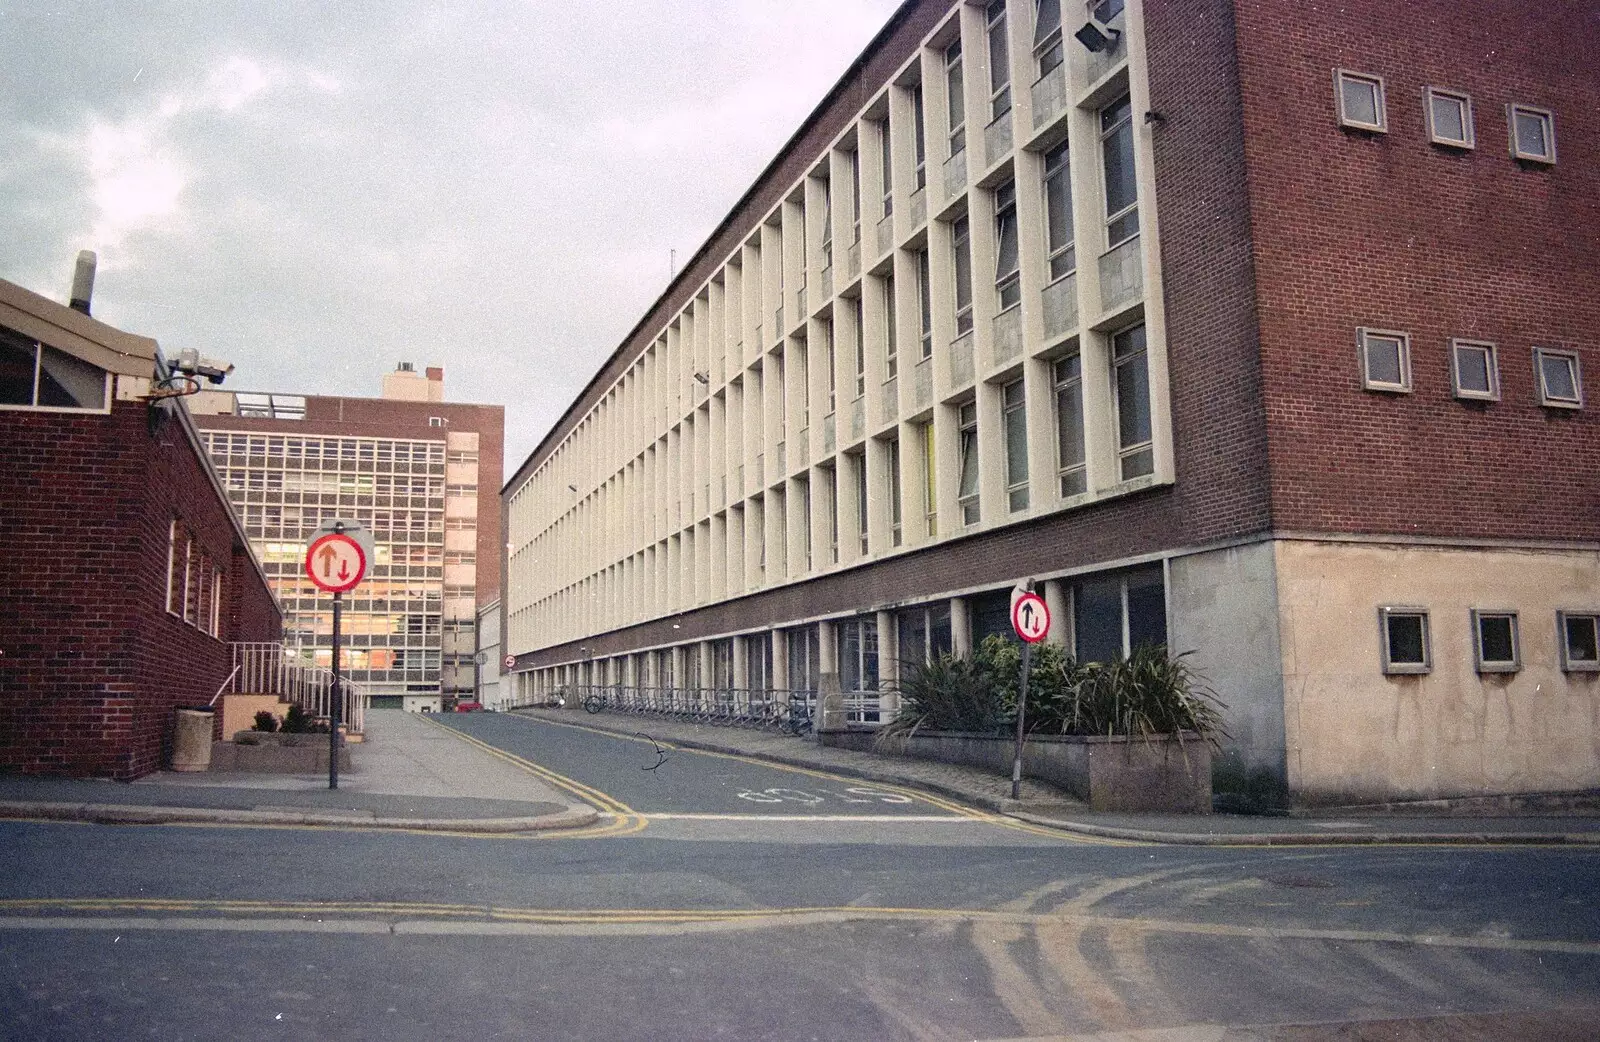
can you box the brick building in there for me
[501,0,1597,804]
[190,368,504,711]
[0,273,282,780]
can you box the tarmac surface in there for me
[0,704,1596,843]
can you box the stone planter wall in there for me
[821,729,1212,813]
[210,731,351,774]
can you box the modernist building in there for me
[501,0,1597,804]
[191,366,504,711]
[0,267,281,779]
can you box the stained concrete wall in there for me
[1276,540,1600,804]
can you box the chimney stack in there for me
[70,250,97,315]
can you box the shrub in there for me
[281,704,310,733]
[881,653,1007,737]
[251,710,278,733]
[1053,644,1228,747]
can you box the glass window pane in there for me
[1341,77,1379,125]
[958,427,980,499]
[1431,94,1466,141]
[1126,567,1166,651]
[1074,576,1122,662]
[953,218,973,321]
[1004,383,1028,489]
[971,589,1013,645]
[1044,144,1074,261]
[1102,105,1137,218]
[1478,615,1515,663]
[1455,345,1491,395]
[37,345,105,408]
[1566,616,1599,664]
[1366,336,1403,386]
[1515,111,1548,158]
[1387,614,1426,665]
[1540,353,1577,401]
[1115,330,1151,450]
[1034,0,1061,48]
[0,330,36,405]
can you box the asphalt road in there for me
[2,714,1597,1041]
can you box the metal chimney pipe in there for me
[70,250,97,315]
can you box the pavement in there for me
[0,709,594,834]
[1,704,1597,844]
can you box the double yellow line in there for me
[422,716,646,838]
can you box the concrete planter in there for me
[823,728,1212,813]
[210,731,351,774]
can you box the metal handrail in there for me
[225,643,367,736]
[505,684,892,731]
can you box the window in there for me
[920,420,937,537]
[852,297,867,399]
[824,463,840,563]
[916,250,934,359]
[1509,104,1556,164]
[820,179,833,269]
[1112,325,1153,480]
[0,327,108,412]
[428,416,444,427]
[912,84,928,190]
[839,616,880,694]
[957,400,980,526]
[1471,610,1520,673]
[994,181,1020,309]
[1359,328,1412,393]
[1336,70,1386,132]
[883,275,898,382]
[1426,88,1473,148]
[1451,340,1499,401]
[887,437,903,547]
[1379,607,1431,675]
[945,38,966,157]
[1034,0,1063,78]
[986,1,1011,121]
[1534,348,1582,408]
[1043,141,1076,279]
[1559,612,1599,672]
[1100,95,1138,248]
[953,215,974,336]
[849,150,862,243]
[879,121,894,216]
[1073,565,1165,662]
[853,452,869,554]
[1002,378,1029,512]
[1053,353,1086,496]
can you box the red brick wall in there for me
[0,399,280,779]
[1233,0,1600,539]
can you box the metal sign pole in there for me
[330,589,342,790]
[1011,640,1031,801]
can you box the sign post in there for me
[1009,583,1051,800]
[304,522,368,790]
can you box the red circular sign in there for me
[304,533,368,593]
[503,654,517,670]
[1010,591,1051,644]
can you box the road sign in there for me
[1010,591,1050,643]
[503,654,517,670]
[304,532,367,593]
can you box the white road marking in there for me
[620,813,992,822]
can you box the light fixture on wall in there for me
[1073,16,1120,52]
[692,370,710,385]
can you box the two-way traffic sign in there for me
[1010,590,1050,644]
[304,532,367,593]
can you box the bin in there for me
[171,705,217,772]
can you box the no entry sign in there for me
[304,532,368,593]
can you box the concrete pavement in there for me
[0,709,595,834]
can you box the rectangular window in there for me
[1072,564,1166,662]
[887,437,903,547]
[945,38,966,157]
[986,1,1011,121]
[1559,612,1600,672]
[854,452,869,555]
[1043,141,1076,279]
[1426,88,1474,148]
[1336,70,1387,132]
[1112,325,1153,479]
[825,464,840,564]
[1002,378,1029,512]
[916,250,934,360]
[880,120,894,216]
[1100,96,1139,247]
[1471,610,1520,673]
[1033,0,1063,78]
[883,275,898,381]
[957,400,980,526]
[1509,104,1556,164]
[994,180,1020,309]
[1534,347,1582,408]
[1380,607,1431,675]
[0,328,108,412]
[953,215,974,336]
[920,420,937,537]
[1451,340,1499,401]
[1053,353,1086,496]
[166,520,185,616]
[853,297,867,399]
[210,566,224,638]
[849,150,861,243]
[912,85,928,190]
[823,320,837,416]
[1359,328,1412,393]
[820,179,833,269]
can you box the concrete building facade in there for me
[501,0,1597,804]
[192,366,504,711]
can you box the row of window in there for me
[1358,329,1584,408]
[1335,69,1557,163]
[205,433,446,462]
[165,520,224,639]
[1379,606,1599,675]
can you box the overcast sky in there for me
[1,0,901,479]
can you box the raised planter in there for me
[209,731,352,774]
[822,728,1211,813]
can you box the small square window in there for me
[1471,610,1519,673]
[1558,612,1599,672]
[1359,328,1411,393]
[1509,104,1556,164]
[1380,607,1431,674]
[1335,70,1386,132]
[1533,348,1582,409]
[1426,88,1474,148]
[1451,340,1499,401]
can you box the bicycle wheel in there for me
[582,694,604,714]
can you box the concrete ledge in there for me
[0,801,598,835]
[209,741,352,774]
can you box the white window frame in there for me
[1508,104,1556,164]
[1358,327,1412,393]
[1033,0,1063,80]
[952,214,974,336]
[986,0,1011,122]
[0,334,112,415]
[1053,352,1086,497]
[1471,610,1520,674]
[945,37,966,158]
[994,179,1021,310]
[1379,606,1431,675]
[1335,70,1387,132]
[957,399,980,527]
[1533,347,1582,409]
[1450,339,1499,402]
[1001,376,1029,513]
[1558,611,1600,673]
[1425,87,1474,149]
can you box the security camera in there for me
[174,347,236,385]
